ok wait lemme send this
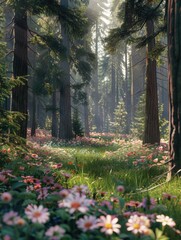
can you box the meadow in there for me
[0,131,180,240]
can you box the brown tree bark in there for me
[143,19,160,145]
[52,89,58,138]
[59,0,73,140]
[31,93,36,137]
[12,9,28,139]
[167,0,181,180]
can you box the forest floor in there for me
[0,130,181,239]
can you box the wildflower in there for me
[68,161,73,165]
[52,163,63,169]
[24,155,30,160]
[162,192,176,200]
[156,215,176,227]
[125,200,141,208]
[77,215,98,232]
[43,176,54,185]
[59,193,92,214]
[100,200,113,210]
[140,197,156,210]
[126,215,150,235]
[14,217,26,226]
[98,215,121,235]
[71,185,89,195]
[45,225,65,240]
[59,189,70,199]
[3,235,11,240]
[0,174,8,183]
[1,192,12,203]
[25,204,49,224]
[22,176,35,184]
[116,185,125,193]
[26,185,34,192]
[61,172,71,179]
[31,153,38,159]
[3,211,18,225]
[34,183,42,190]
[52,183,62,191]
[37,187,49,200]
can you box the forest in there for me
[0,0,181,239]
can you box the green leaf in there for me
[119,197,125,209]
[56,209,70,220]
[11,181,26,190]
[155,228,163,239]
[119,233,130,239]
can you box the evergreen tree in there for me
[72,108,84,138]
[111,100,127,134]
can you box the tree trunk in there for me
[84,86,90,137]
[167,0,181,180]
[110,55,116,121]
[94,19,100,132]
[59,0,73,140]
[12,9,28,139]
[52,89,58,138]
[31,93,36,136]
[143,20,160,144]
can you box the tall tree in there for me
[143,18,160,144]
[11,6,28,139]
[106,0,165,144]
[59,0,73,140]
[167,0,181,179]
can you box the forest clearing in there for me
[0,0,181,239]
[0,131,181,239]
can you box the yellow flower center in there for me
[105,223,112,229]
[133,223,140,229]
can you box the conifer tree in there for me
[106,0,166,144]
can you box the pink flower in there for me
[14,217,26,226]
[98,215,121,235]
[162,192,176,200]
[59,193,92,214]
[156,215,176,227]
[52,183,62,191]
[52,163,63,169]
[25,205,49,224]
[71,185,89,195]
[1,192,12,202]
[31,154,39,159]
[140,197,157,210]
[59,189,70,199]
[19,166,25,171]
[77,215,98,232]
[24,155,30,160]
[45,225,65,240]
[42,176,54,185]
[116,185,125,193]
[3,235,11,240]
[0,174,8,183]
[3,211,18,225]
[126,215,150,235]
[37,187,49,200]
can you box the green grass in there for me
[42,138,181,238]
[2,136,181,239]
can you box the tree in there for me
[106,0,165,144]
[143,18,160,144]
[167,0,181,179]
[11,5,28,139]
